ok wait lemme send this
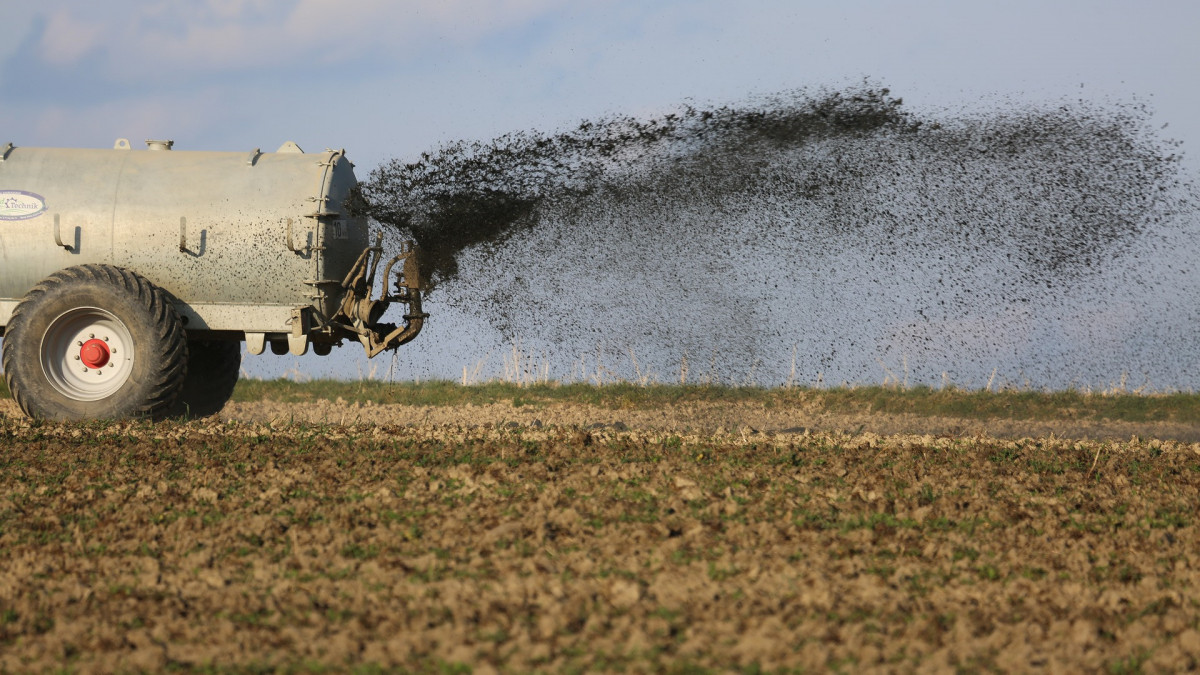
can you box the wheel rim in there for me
[40,307,135,401]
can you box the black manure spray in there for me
[350,85,1195,388]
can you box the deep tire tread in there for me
[2,264,188,420]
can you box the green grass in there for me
[231,379,774,409]
[1,372,1195,424]
[219,379,1200,425]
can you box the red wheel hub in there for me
[80,339,111,369]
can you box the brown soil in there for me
[1,402,1198,672]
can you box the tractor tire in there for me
[167,339,241,418]
[1,265,188,421]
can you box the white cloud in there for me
[23,0,569,81]
[3,87,236,151]
[38,9,105,65]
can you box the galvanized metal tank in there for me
[0,139,370,343]
[0,139,425,420]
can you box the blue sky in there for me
[4,1,1197,170]
[3,1,1198,383]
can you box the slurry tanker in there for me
[0,139,425,420]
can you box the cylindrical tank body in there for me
[0,140,367,334]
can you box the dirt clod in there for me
[1,404,1198,671]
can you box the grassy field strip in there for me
[228,380,1200,425]
[5,377,1200,425]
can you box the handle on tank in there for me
[285,218,310,254]
[53,215,73,252]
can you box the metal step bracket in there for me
[287,334,309,356]
[246,332,266,355]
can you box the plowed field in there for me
[1,400,1199,672]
